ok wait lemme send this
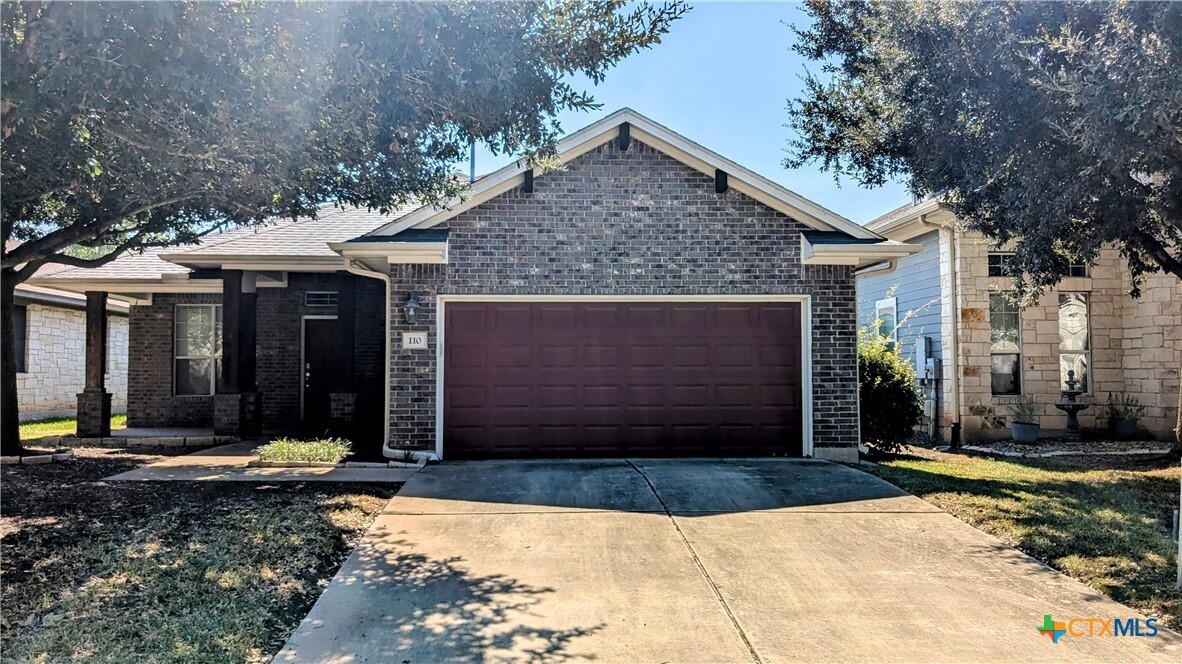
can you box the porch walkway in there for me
[104,442,419,483]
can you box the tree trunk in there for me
[1,270,24,456]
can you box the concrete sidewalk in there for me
[104,443,417,483]
[275,458,1182,663]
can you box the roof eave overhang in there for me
[800,236,921,268]
[328,241,448,265]
[866,199,954,241]
[158,254,345,272]
[368,109,881,241]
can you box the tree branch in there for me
[1,194,199,268]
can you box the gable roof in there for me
[366,108,880,241]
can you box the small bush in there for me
[858,330,922,455]
[255,437,352,463]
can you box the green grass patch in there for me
[865,449,1181,628]
[255,437,353,464]
[19,414,127,441]
[1,446,399,662]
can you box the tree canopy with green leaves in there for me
[787,0,1182,295]
[0,0,687,452]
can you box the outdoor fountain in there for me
[1054,370,1089,442]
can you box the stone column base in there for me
[329,392,357,424]
[214,392,261,437]
[76,389,112,437]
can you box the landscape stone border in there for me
[35,435,239,449]
[0,449,75,466]
[954,438,1172,459]
[247,459,426,469]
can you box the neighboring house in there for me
[14,282,129,420]
[858,198,1182,442]
[30,109,917,460]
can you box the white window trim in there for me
[174,304,222,397]
[435,294,816,461]
[988,293,1023,396]
[875,297,898,342]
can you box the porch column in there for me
[214,270,260,436]
[76,291,112,437]
[329,272,358,429]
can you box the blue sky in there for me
[473,1,911,225]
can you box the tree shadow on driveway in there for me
[277,533,603,663]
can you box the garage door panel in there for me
[444,301,803,459]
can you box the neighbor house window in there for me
[174,304,222,396]
[989,293,1021,395]
[875,297,898,342]
[1058,293,1090,391]
[1065,263,1089,278]
[13,304,27,373]
[987,253,1014,277]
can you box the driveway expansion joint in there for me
[626,459,763,664]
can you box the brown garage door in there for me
[443,301,804,459]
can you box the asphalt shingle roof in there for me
[36,205,411,282]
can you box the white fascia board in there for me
[159,254,344,272]
[367,108,880,240]
[329,241,448,264]
[24,278,224,295]
[800,235,920,267]
[865,199,944,237]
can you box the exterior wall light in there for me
[403,292,421,326]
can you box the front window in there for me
[174,304,222,396]
[989,293,1021,395]
[1058,293,1090,391]
[875,297,898,342]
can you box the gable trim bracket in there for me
[366,108,882,241]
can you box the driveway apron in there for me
[275,458,1181,663]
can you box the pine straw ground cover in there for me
[1,446,400,662]
[864,447,1181,628]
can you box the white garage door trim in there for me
[435,294,815,460]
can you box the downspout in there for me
[341,259,393,450]
[918,213,961,446]
[854,259,898,279]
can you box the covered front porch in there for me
[72,269,387,456]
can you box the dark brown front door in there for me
[443,301,804,459]
[302,318,336,427]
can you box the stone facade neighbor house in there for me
[13,269,129,421]
[858,198,1182,442]
[30,110,917,460]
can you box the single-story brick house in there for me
[857,198,1181,442]
[31,110,917,461]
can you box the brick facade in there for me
[386,139,861,458]
[127,274,385,440]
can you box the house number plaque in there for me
[402,332,428,350]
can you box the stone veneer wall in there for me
[946,232,1181,441]
[127,274,385,433]
[16,303,128,420]
[387,138,861,458]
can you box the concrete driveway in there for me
[276,459,1181,663]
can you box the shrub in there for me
[254,437,352,464]
[858,330,922,455]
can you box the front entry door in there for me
[302,318,337,427]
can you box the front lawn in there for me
[1,446,400,662]
[19,414,127,441]
[865,448,1181,627]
